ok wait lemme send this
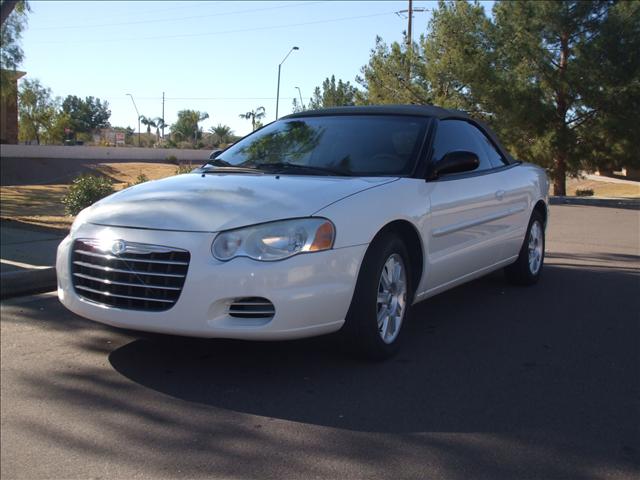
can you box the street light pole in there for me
[126,93,141,147]
[295,86,304,110]
[275,46,299,120]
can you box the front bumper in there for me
[57,223,367,340]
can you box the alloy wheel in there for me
[376,253,407,344]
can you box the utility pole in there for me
[396,1,426,49]
[407,0,413,50]
[161,92,165,141]
[395,1,426,84]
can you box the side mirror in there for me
[431,151,480,178]
[209,149,223,160]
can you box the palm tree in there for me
[169,110,209,145]
[209,124,234,146]
[239,106,265,132]
[139,115,156,135]
[153,117,166,143]
[193,111,209,144]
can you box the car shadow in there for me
[108,264,640,446]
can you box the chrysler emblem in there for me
[110,239,127,255]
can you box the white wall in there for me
[0,144,209,162]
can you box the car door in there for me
[474,122,531,261]
[420,119,514,294]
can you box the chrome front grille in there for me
[71,239,190,311]
[228,297,275,319]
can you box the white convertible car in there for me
[57,105,549,358]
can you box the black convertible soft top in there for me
[282,104,515,164]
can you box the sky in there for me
[19,0,493,137]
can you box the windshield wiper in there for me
[196,165,264,174]
[205,158,233,168]
[254,162,350,176]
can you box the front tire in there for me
[505,210,545,285]
[342,233,413,360]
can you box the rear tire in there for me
[505,210,545,286]
[341,233,413,360]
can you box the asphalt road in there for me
[0,223,65,273]
[1,205,639,479]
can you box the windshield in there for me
[210,115,429,176]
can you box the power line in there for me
[34,10,397,45]
[30,1,325,31]
[113,1,227,18]
[31,1,227,27]
[122,97,298,101]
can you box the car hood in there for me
[85,173,397,232]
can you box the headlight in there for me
[212,218,335,261]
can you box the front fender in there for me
[313,178,430,249]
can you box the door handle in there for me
[495,190,505,200]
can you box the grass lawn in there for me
[1,162,638,232]
[0,163,187,232]
[565,178,640,198]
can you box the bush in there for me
[134,173,149,184]
[575,188,595,197]
[125,173,149,189]
[175,163,193,175]
[166,155,178,164]
[62,174,114,215]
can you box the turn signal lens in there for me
[309,221,335,251]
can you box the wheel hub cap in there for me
[377,254,407,344]
[528,221,543,275]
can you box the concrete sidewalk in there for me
[0,221,65,298]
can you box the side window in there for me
[471,126,508,168]
[432,120,493,172]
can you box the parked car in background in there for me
[57,105,549,359]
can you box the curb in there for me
[0,267,57,300]
[0,217,70,236]
[550,196,640,210]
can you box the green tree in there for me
[43,111,72,145]
[359,0,640,195]
[0,0,29,99]
[239,106,265,131]
[18,78,58,144]
[209,123,234,145]
[421,1,493,112]
[139,115,156,135]
[308,75,358,109]
[170,110,209,144]
[488,0,639,194]
[291,98,304,113]
[357,36,430,106]
[566,1,640,176]
[61,95,111,134]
